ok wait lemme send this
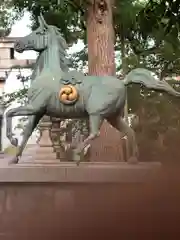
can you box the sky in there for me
[9,12,37,59]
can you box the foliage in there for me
[138,0,180,78]
[2,2,180,101]
[10,0,87,44]
[2,70,29,109]
[0,0,24,36]
[127,81,180,162]
[3,87,28,108]
[1,0,180,79]
[116,0,180,78]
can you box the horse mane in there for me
[31,25,70,81]
[48,25,70,71]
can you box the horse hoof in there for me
[11,138,18,147]
[76,160,81,166]
[8,157,19,165]
[127,157,139,164]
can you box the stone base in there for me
[20,144,59,163]
[0,159,161,183]
[0,161,179,239]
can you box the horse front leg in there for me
[9,115,42,164]
[74,115,103,165]
[6,104,45,149]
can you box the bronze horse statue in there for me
[6,14,180,164]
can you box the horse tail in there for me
[122,68,180,97]
[59,85,79,104]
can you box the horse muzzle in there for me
[14,41,25,53]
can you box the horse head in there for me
[14,14,71,78]
[14,14,67,54]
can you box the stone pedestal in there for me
[0,161,162,182]
[121,136,129,161]
[20,116,59,164]
[0,158,169,240]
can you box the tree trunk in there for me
[86,0,125,162]
[87,0,116,76]
[120,29,128,122]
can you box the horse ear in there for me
[39,13,49,28]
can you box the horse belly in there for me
[87,86,125,116]
[47,99,88,118]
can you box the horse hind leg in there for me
[107,116,139,164]
[74,115,103,165]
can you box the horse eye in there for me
[36,31,45,35]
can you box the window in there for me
[10,48,14,59]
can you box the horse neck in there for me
[38,38,64,77]
[31,54,41,81]
[31,49,69,81]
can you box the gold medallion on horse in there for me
[59,85,79,104]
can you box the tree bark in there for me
[86,0,125,162]
[87,0,116,76]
